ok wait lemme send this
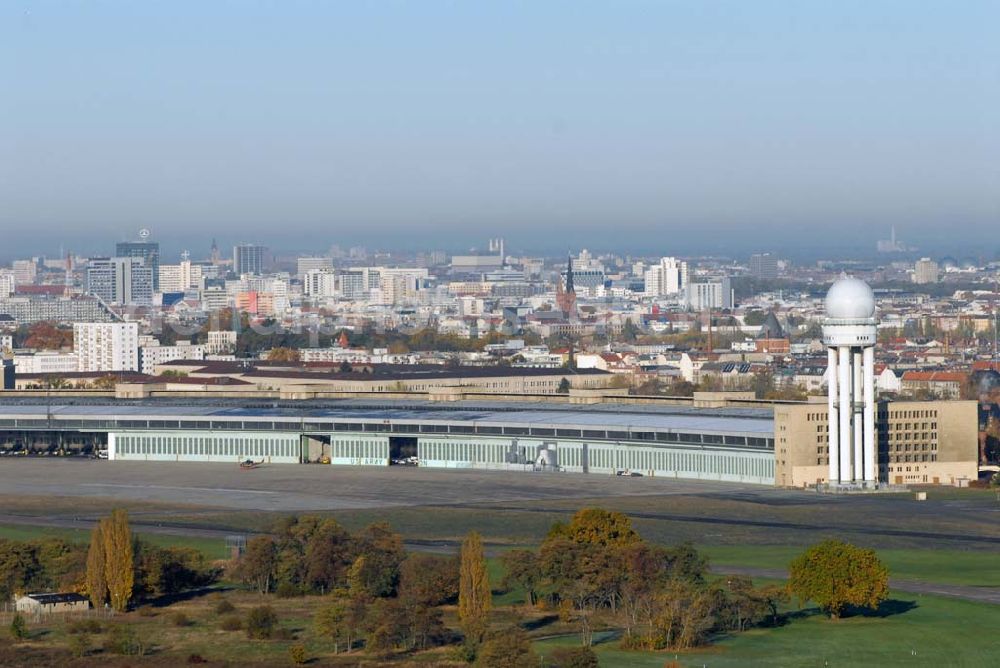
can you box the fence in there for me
[0,601,116,626]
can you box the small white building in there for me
[15,592,90,614]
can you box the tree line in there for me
[0,509,216,610]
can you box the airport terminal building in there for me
[0,396,978,487]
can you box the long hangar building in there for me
[0,396,977,487]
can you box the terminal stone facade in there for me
[774,400,978,487]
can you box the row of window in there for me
[419,439,774,480]
[114,433,299,458]
[0,418,772,449]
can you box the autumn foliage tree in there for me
[102,509,135,612]
[239,536,278,594]
[85,521,108,608]
[458,531,491,644]
[266,347,301,362]
[788,539,889,619]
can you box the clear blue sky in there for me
[2,1,997,258]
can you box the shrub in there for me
[549,646,599,668]
[67,618,103,634]
[219,615,243,631]
[275,582,301,598]
[289,643,307,664]
[170,611,192,627]
[214,599,236,615]
[187,654,208,664]
[245,605,278,640]
[9,614,27,640]
[68,633,91,658]
[103,624,146,656]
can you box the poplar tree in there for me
[103,509,135,612]
[85,520,109,608]
[458,531,491,643]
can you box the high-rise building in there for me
[86,257,153,305]
[303,268,338,298]
[644,257,688,297]
[749,253,779,280]
[685,277,732,310]
[233,244,267,276]
[73,322,139,372]
[116,239,160,290]
[11,259,37,285]
[296,257,333,280]
[159,260,204,293]
[913,258,939,284]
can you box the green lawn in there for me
[705,544,1000,587]
[0,523,229,560]
[535,592,1000,667]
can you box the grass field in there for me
[535,592,1000,667]
[705,544,1000,587]
[0,524,230,560]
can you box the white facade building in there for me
[14,352,80,375]
[159,261,204,293]
[139,341,205,375]
[822,277,878,487]
[206,330,237,354]
[303,269,339,298]
[73,322,140,372]
[685,277,733,310]
[644,257,688,297]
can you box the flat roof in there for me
[0,397,774,436]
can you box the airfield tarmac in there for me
[0,457,768,512]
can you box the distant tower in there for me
[556,253,577,317]
[210,239,221,265]
[823,276,878,487]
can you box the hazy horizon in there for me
[3,1,998,261]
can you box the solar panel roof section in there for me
[0,400,775,435]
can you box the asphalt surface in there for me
[0,458,768,511]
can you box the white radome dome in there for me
[824,277,875,320]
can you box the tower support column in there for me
[863,346,876,485]
[853,349,864,482]
[827,347,840,484]
[838,346,852,482]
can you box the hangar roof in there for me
[0,398,774,435]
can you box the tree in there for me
[554,508,640,548]
[398,553,459,607]
[266,347,301,362]
[458,531,491,644]
[239,536,278,595]
[85,521,108,608]
[315,598,350,654]
[788,540,889,619]
[303,519,352,594]
[500,549,540,606]
[648,579,717,650]
[349,522,405,598]
[556,377,571,393]
[102,509,134,612]
[91,375,119,390]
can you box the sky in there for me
[2,1,998,260]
